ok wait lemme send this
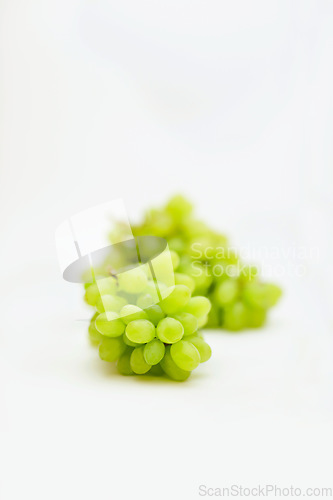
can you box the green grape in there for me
[150,250,174,286]
[145,305,165,326]
[243,283,282,309]
[239,265,258,282]
[95,312,125,337]
[145,280,159,296]
[206,303,221,328]
[96,294,127,313]
[143,339,165,365]
[181,217,209,238]
[187,236,214,259]
[96,276,117,295]
[170,340,200,371]
[181,262,213,294]
[172,312,198,336]
[264,283,282,307]
[223,302,248,331]
[174,272,195,293]
[145,280,167,301]
[185,335,212,363]
[246,306,267,327]
[84,283,100,306]
[215,279,238,306]
[165,194,193,219]
[168,236,186,254]
[117,349,134,375]
[119,305,148,324]
[184,296,211,319]
[170,250,180,270]
[197,315,208,328]
[88,317,102,343]
[123,332,140,347]
[118,267,148,294]
[149,363,164,376]
[136,294,154,309]
[90,311,98,322]
[160,285,191,314]
[125,319,156,344]
[130,346,151,374]
[145,210,174,237]
[156,317,184,344]
[160,347,191,381]
[99,336,126,362]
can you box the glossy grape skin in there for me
[185,335,212,363]
[184,296,211,319]
[130,346,151,374]
[143,339,165,365]
[119,305,148,324]
[95,312,125,337]
[156,317,184,344]
[160,347,191,381]
[160,285,191,314]
[170,340,201,371]
[125,319,156,344]
[172,312,198,337]
[123,332,141,347]
[99,336,126,362]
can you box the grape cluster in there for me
[128,195,282,331]
[85,267,212,381]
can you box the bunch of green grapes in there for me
[128,195,282,331]
[84,266,212,381]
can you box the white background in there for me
[1,1,332,499]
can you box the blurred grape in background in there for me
[113,194,282,331]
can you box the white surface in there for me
[1,1,333,499]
